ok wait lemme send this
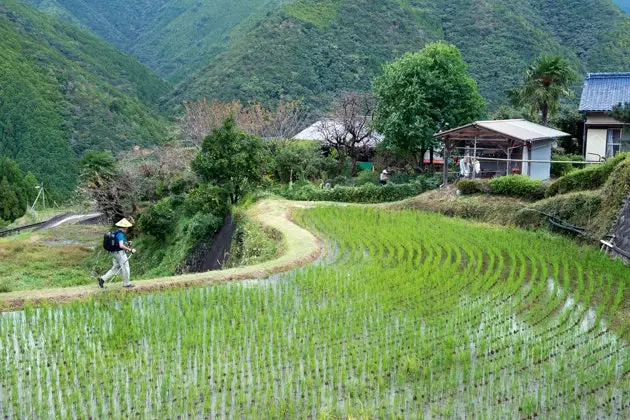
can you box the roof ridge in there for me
[586,72,630,79]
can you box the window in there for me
[606,129,622,157]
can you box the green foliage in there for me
[457,179,490,195]
[509,55,578,125]
[79,151,117,185]
[353,170,380,186]
[489,175,547,200]
[547,153,628,196]
[284,0,342,29]
[0,157,38,222]
[610,102,630,123]
[224,216,281,268]
[515,192,602,231]
[182,213,224,245]
[550,153,585,178]
[372,42,485,159]
[589,156,630,236]
[279,181,425,203]
[0,0,168,196]
[192,118,267,205]
[271,141,336,183]
[163,0,630,113]
[183,184,228,217]
[138,198,176,239]
[27,0,288,83]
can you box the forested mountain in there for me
[27,0,630,114]
[0,0,169,196]
[26,0,292,83]
[614,0,630,13]
[167,0,630,111]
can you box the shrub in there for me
[551,154,582,178]
[138,198,176,238]
[184,184,228,217]
[280,182,424,203]
[489,175,547,200]
[354,170,380,186]
[547,153,628,196]
[272,142,336,183]
[183,213,223,244]
[457,179,490,195]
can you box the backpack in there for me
[103,230,121,252]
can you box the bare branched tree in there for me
[181,99,309,146]
[181,99,242,147]
[318,92,376,175]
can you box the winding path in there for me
[0,200,321,311]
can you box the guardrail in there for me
[0,221,46,238]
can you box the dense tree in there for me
[0,0,168,197]
[0,157,38,223]
[192,118,267,205]
[509,55,578,126]
[372,43,485,163]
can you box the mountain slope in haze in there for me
[27,0,292,83]
[614,0,630,13]
[167,0,630,111]
[0,0,169,196]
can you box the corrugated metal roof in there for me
[435,119,569,142]
[579,72,630,112]
[476,119,569,141]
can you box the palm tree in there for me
[510,55,577,126]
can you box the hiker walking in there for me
[98,218,136,288]
[379,169,389,185]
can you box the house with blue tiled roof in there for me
[579,72,630,161]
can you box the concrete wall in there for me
[586,112,623,125]
[529,141,552,180]
[585,128,607,161]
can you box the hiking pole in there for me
[104,252,134,285]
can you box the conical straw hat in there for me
[115,218,133,228]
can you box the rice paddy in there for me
[1,206,629,417]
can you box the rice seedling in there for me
[1,207,629,417]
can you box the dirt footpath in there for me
[0,200,321,311]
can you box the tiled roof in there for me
[579,72,630,112]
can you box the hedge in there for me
[458,175,546,200]
[550,154,585,178]
[489,175,547,200]
[279,182,425,203]
[547,153,628,196]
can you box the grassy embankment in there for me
[0,224,105,292]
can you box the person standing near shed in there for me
[98,218,136,288]
[380,169,389,185]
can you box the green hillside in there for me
[26,0,292,83]
[0,0,169,196]
[167,0,630,111]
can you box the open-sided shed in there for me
[434,119,570,186]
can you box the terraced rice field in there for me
[1,207,629,417]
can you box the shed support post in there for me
[442,139,450,187]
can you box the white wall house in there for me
[579,73,630,162]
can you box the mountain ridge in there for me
[0,0,169,195]
[167,0,630,111]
